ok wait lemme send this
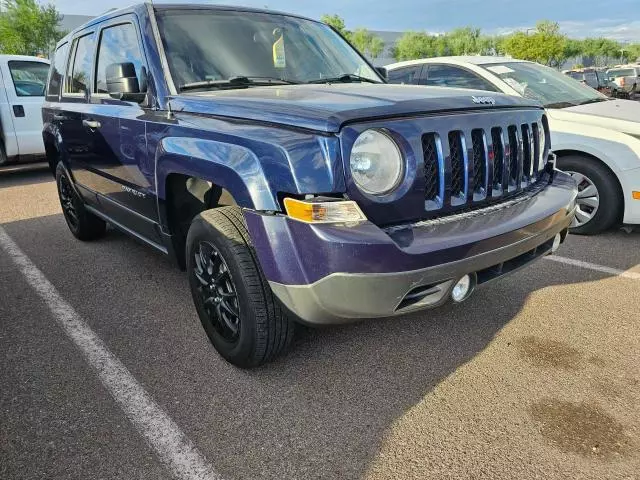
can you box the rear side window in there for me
[388,66,422,84]
[425,65,498,91]
[8,61,50,97]
[95,23,145,94]
[46,43,69,100]
[66,33,95,95]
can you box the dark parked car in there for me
[564,68,628,99]
[43,3,577,367]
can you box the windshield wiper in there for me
[576,97,610,106]
[306,74,381,84]
[544,101,577,109]
[180,76,299,92]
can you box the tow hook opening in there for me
[451,273,477,303]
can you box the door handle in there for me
[82,119,101,129]
[13,105,25,117]
[53,114,68,121]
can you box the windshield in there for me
[482,61,606,108]
[154,8,381,91]
[607,68,636,78]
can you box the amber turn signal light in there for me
[284,198,367,223]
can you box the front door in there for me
[71,18,160,244]
[0,59,50,157]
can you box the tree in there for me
[320,14,348,37]
[350,28,385,59]
[0,0,65,56]
[394,32,439,60]
[321,14,384,59]
[447,27,481,55]
[502,20,567,67]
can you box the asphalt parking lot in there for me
[1,167,639,480]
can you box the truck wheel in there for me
[0,140,7,165]
[55,162,107,240]
[557,155,622,235]
[186,206,293,368]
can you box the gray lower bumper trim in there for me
[270,211,572,325]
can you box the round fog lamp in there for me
[551,233,562,253]
[452,274,472,303]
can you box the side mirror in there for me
[375,66,388,80]
[106,62,146,102]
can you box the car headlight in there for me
[350,129,404,195]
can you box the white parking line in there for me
[0,226,222,480]
[546,255,640,280]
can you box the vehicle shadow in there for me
[0,166,51,188]
[1,207,638,479]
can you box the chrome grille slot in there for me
[448,131,465,204]
[471,129,487,201]
[532,122,541,176]
[491,127,505,195]
[422,133,441,209]
[507,125,520,190]
[521,124,532,184]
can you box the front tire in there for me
[557,155,622,235]
[186,207,293,368]
[55,162,107,240]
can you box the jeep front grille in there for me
[422,119,545,213]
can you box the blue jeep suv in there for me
[43,3,577,367]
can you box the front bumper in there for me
[621,166,640,225]
[244,172,577,325]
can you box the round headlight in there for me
[350,129,404,195]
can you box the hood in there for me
[547,99,640,135]
[169,84,541,133]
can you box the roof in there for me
[0,54,50,63]
[386,56,529,69]
[57,2,319,46]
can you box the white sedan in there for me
[386,57,640,234]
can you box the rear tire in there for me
[55,162,107,240]
[0,140,7,166]
[186,206,293,368]
[557,155,622,235]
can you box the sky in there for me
[50,0,640,42]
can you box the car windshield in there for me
[154,8,381,92]
[607,68,636,78]
[482,61,607,108]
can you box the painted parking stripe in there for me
[545,255,640,280]
[0,226,221,480]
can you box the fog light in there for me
[551,233,562,253]
[451,274,473,303]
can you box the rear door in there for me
[1,58,50,156]
[58,31,96,189]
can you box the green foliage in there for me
[0,0,65,56]
[350,29,385,59]
[321,14,385,59]
[502,21,566,67]
[320,14,348,37]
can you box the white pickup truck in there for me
[606,65,639,95]
[0,55,50,165]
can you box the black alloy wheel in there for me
[192,241,241,343]
[58,172,79,230]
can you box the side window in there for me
[425,65,498,92]
[95,23,145,94]
[8,61,50,97]
[46,43,69,100]
[65,33,95,95]
[388,66,422,85]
